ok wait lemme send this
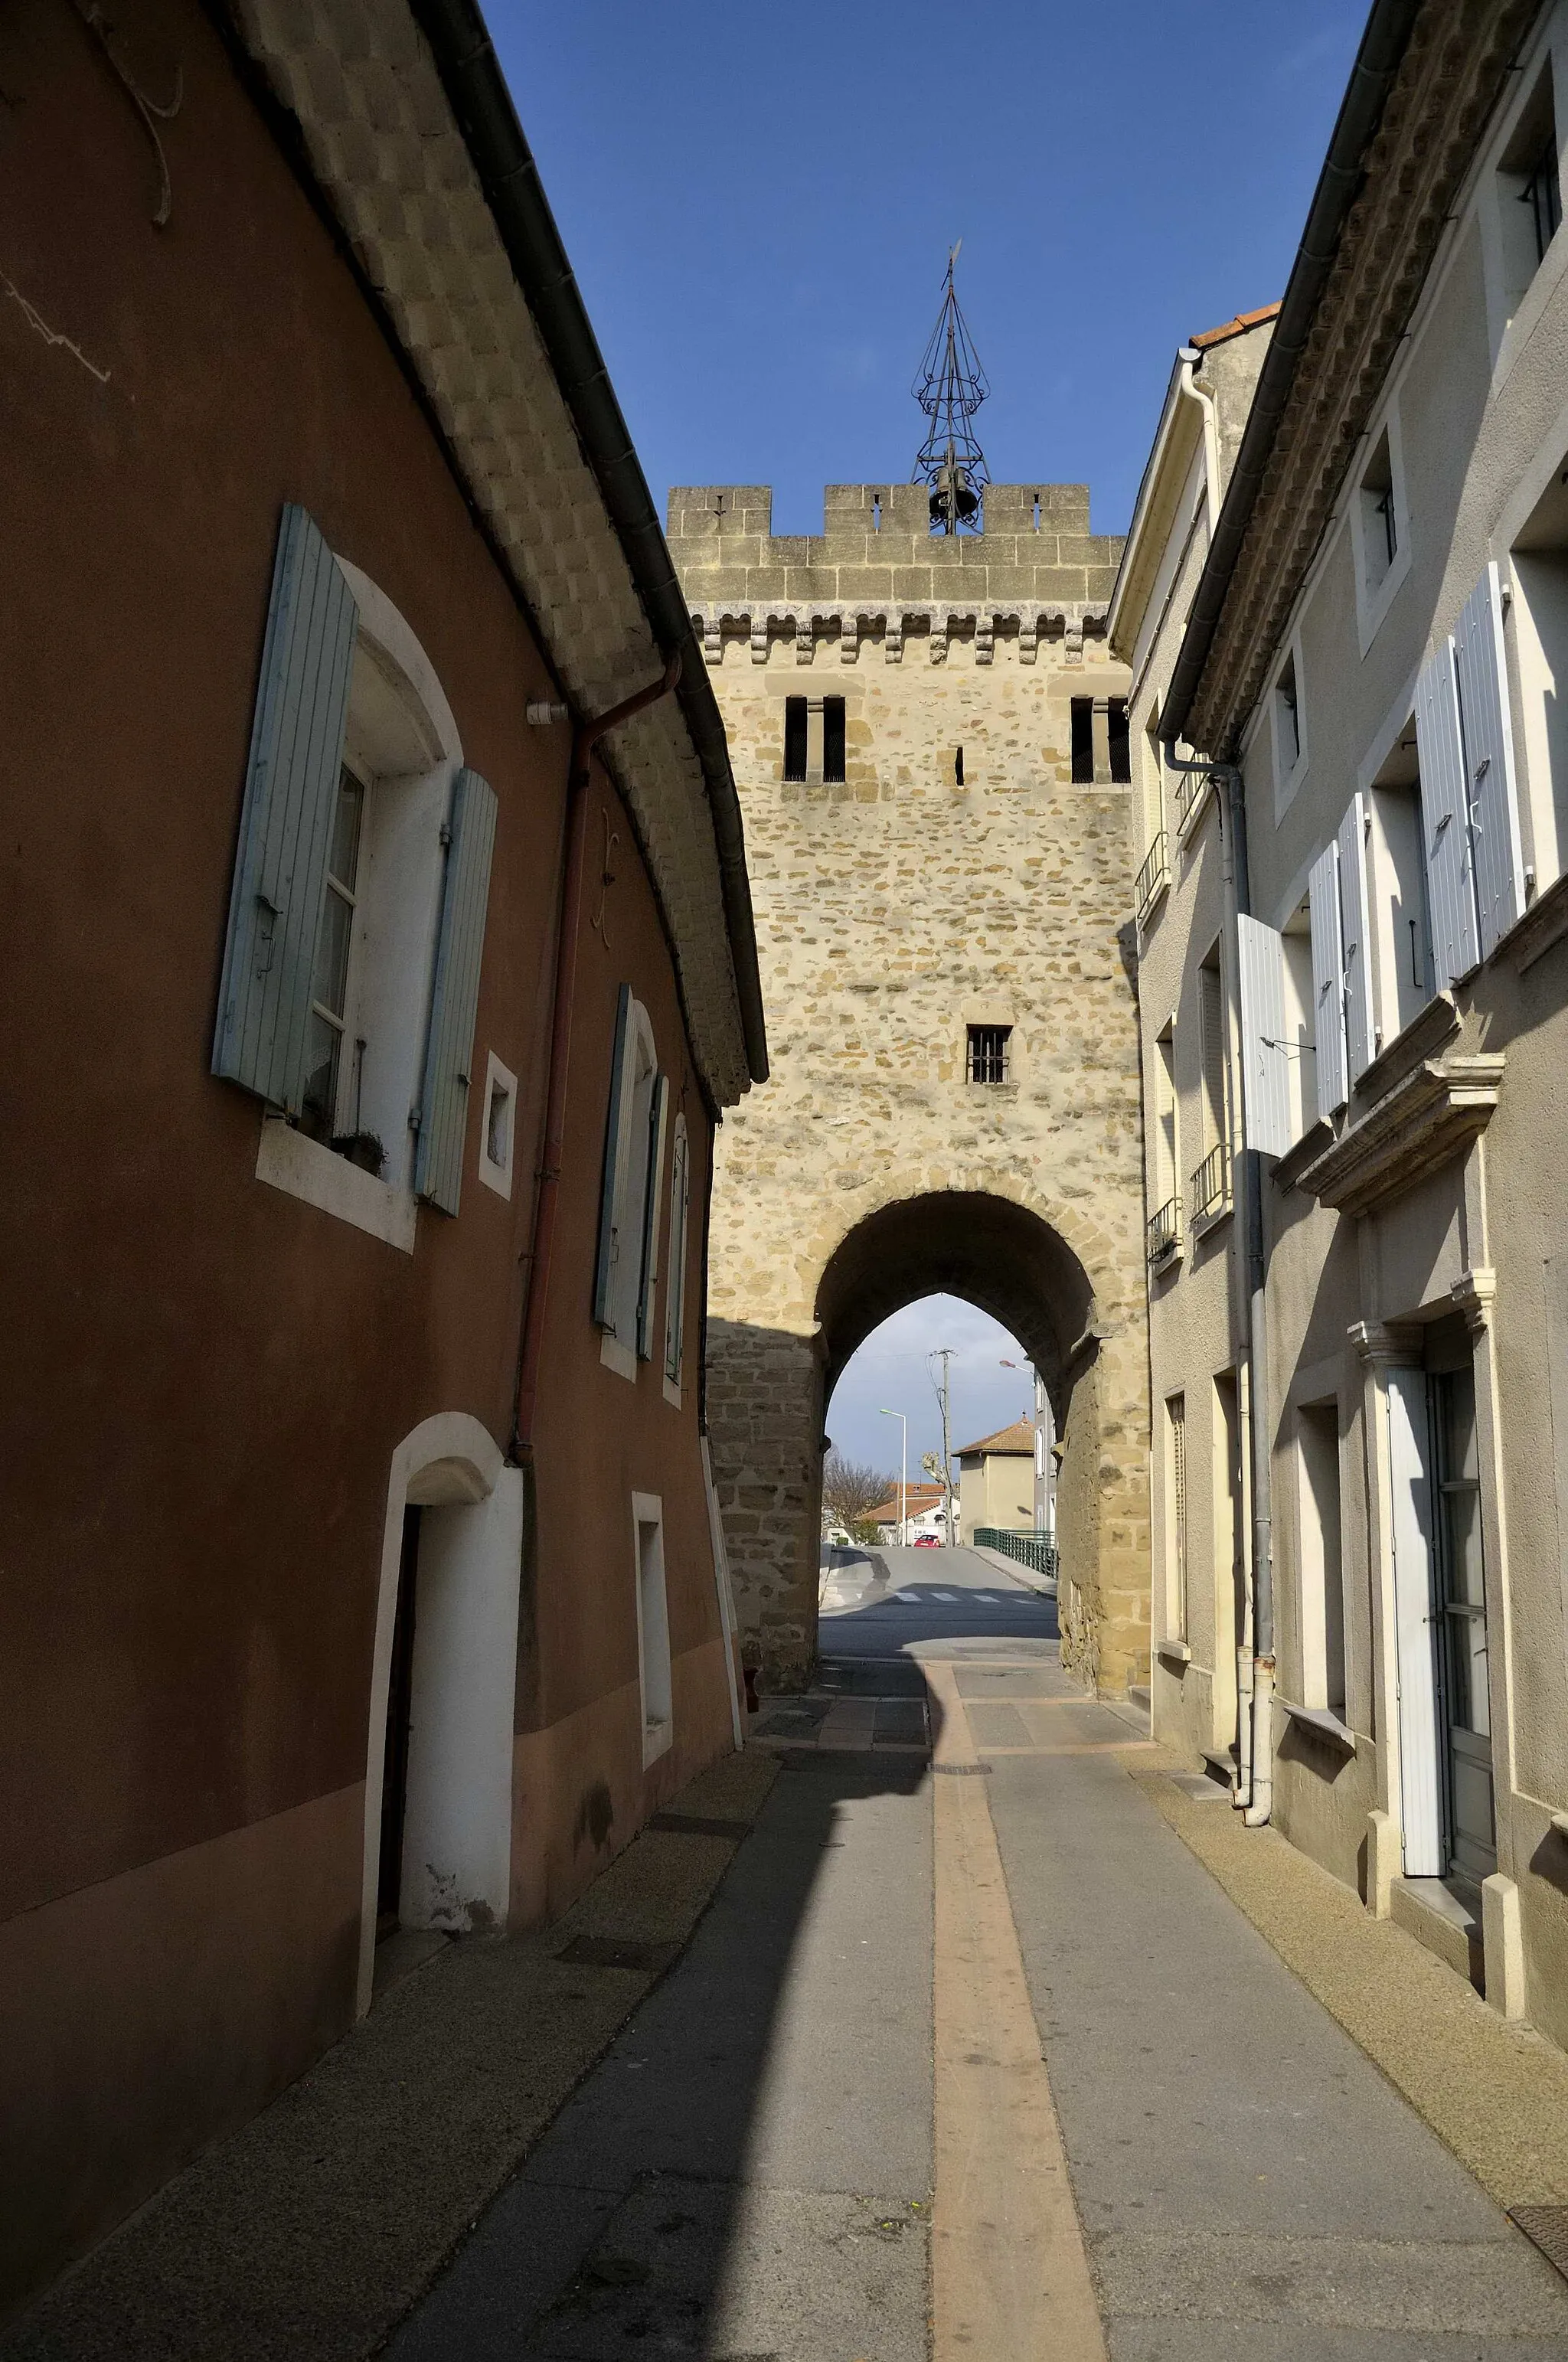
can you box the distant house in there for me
[956,1423,1038,1543]
[869,1482,948,1542]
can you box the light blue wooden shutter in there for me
[665,1124,691,1387]
[1453,563,1525,959]
[1308,840,1347,1115]
[636,1074,670,1361]
[1415,639,1479,985]
[593,986,632,1328]
[1387,1365,1442,1876]
[212,505,358,1109]
[1236,916,1292,1155]
[1338,793,1377,1087]
[415,767,497,1215]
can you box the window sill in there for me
[662,1376,683,1410]
[1156,1637,1191,1668]
[1191,1199,1233,1242]
[1174,771,1215,842]
[1507,866,1568,973]
[256,1117,417,1253]
[1354,538,1411,658]
[1351,990,1460,1112]
[642,1714,674,1769]
[1277,1697,1357,1752]
[1136,872,1171,933]
[1148,1240,1185,1276]
[600,1331,637,1384]
[1272,1117,1335,1194]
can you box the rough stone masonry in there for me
[669,482,1150,1695]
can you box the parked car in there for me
[913,1534,942,1549]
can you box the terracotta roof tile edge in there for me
[1190,302,1282,350]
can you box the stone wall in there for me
[670,485,1151,1694]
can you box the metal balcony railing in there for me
[1174,763,1211,829]
[1147,1194,1183,1263]
[1190,1141,1233,1225]
[1135,830,1170,923]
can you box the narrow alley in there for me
[16,1552,1567,2361]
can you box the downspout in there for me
[1174,345,1222,538]
[1163,746,1275,1821]
[510,654,682,1462]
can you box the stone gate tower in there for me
[668,481,1151,1696]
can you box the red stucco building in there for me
[0,0,766,2316]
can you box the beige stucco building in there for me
[1108,306,1277,1782]
[1122,0,1568,2047]
[956,1420,1037,1543]
[668,483,1150,1694]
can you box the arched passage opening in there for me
[705,1190,1149,1700]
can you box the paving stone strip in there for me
[0,1753,779,2362]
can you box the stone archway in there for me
[706,1178,1149,1698]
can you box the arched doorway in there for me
[706,1188,1149,1697]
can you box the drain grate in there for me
[645,1813,753,1841]
[1511,2206,1568,2280]
[556,1936,678,1973]
[933,1762,993,1776]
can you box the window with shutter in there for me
[213,505,358,1112]
[663,1118,691,1399]
[595,988,658,1378]
[1414,639,1480,986]
[635,1075,670,1362]
[1453,563,1526,958]
[415,767,498,1216]
[1338,793,1377,1086]
[1308,841,1348,1116]
[1236,916,1292,1156]
[1167,1393,1187,1641]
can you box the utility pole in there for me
[879,1407,907,1545]
[932,1349,956,1547]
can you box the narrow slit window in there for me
[954,745,965,788]
[783,696,808,782]
[967,1024,1011,1084]
[1276,655,1301,773]
[1108,698,1131,783]
[1070,697,1094,784]
[823,696,846,784]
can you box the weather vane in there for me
[912,242,990,536]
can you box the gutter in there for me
[1159,0,1422,752]
[410,0,769,1088]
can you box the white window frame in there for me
[476,1050,518,1200]
[1479,16,1568,374]
[1350,404,1412,655]
[1270,635,1308,822]
[255,560,461,1254]
[632,1491,674,1766]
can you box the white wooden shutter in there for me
[1414,639,1479,985]
[1338,793,1377,1087]
[635,1073,669,1361]
[1386,1365,1442,1877]
[415,768,498,1215]
[1308,841,1348,1115]
[1453,562,1525,958]
[212,505,358,1109]
[593,985,633,1328]
[1236,915,1292,1155]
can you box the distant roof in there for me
[954,1420,1036,1458]
[870,1483,947,1523]
[1190,303,1281,351]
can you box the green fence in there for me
[972,1528,1059,1583]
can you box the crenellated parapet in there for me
[667,482,1124,667]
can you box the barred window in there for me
[967,1024,1011,1084]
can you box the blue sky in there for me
[492,1,1363,537]
[489,2,1365,1489]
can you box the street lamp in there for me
[878,1408,907,1545]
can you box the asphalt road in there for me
[818,1540,1059,1658]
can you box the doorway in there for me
[377,1505,421,1935]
